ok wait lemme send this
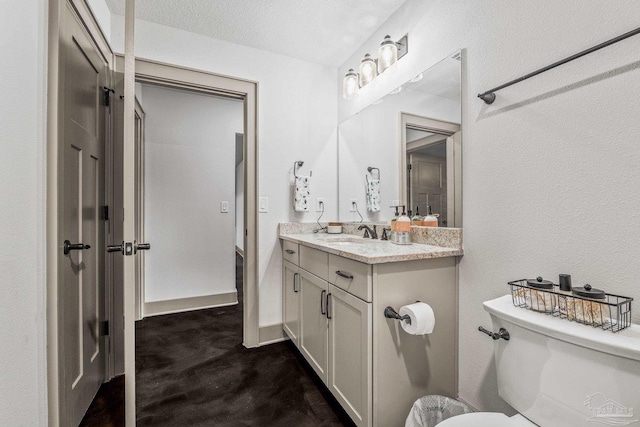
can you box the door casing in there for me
[117,55,260,426]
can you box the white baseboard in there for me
[258,323,286,345]
[144,291,238,317]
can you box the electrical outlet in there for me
[316,198,325,212]
[350,199,357,212]
[220,201,229,213]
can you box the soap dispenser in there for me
[412,206,423,226]
[390,206,400,231]
[396,206,411,232]
[423,206,438,227]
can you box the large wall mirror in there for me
[338,51,462,227]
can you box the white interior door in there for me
[58,3,107,425]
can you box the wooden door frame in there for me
[399,113,462,227]
[133,98,146,321]
[118,55,260,425]
[118,54,260,344]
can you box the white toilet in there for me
[438,295,640,427]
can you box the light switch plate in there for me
[259,197,268,213]
[220,201,229,213]
[316,198,325,212]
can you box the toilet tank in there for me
[484,295,640,427]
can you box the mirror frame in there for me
[399,113,462,227]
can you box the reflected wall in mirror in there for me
[338,51,462,226]
[85,0,125,53]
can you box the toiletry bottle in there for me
[407,209,413,224]
[423,206,438,227]
[412,206,422,226]
[396,206,411,232]
[390,206,399,231]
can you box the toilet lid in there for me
[437,412,517,427]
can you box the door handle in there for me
[63,240,91,255]
[134,241,151,253]
[320,290,326,315]
[293,273,299,292]
[326,293,332,319]
[107,242,124,254]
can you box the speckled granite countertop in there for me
[279,223,463,264]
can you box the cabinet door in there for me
[328,284,372,427]
[299,270,329,383]
[282,261,300,346]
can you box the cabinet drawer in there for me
[282,240,299,265]
[328,254,372,302]
[300,245,329,281]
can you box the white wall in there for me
[121,17,338,325]
[0,0,48,425]
[86,0,111,42]
[142,84,243,302]
[338,0,640,414]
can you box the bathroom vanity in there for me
[279,223,463,427]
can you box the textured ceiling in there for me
[105,0,408,67]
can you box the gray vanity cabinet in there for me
[284,244,373,427]
[282,260,300,346]
[299,269,329,383]
[282,240,457,427]
[327,284,372,427]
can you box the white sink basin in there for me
[318,236,383,244]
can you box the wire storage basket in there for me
[509,279,633,333]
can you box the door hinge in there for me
[408,164,412,171]
[102,87,115,106]
[102,205,109,221]
[100,321,110,336]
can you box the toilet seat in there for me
[437,412,536,427]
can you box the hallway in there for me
[134,255,353,426]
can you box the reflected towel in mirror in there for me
[294,175,310,212]
[366,179,380,212]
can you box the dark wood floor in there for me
[81,254,353,426]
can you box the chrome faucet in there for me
[358,224,378,239]
[381,227,391,241]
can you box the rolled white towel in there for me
[294,175,310,212]
[366,178,380,212]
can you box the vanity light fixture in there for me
[377,35,398,73]
[342,34,409,100]
[343,68,359,100]
[358,54,377,87]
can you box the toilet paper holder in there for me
[384,306,412,324]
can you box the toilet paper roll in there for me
[399,302,435,335]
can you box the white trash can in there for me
[405,395,471,427]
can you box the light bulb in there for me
[342,69,359,100]
[377,35,398,74]
[358,54,377,87]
